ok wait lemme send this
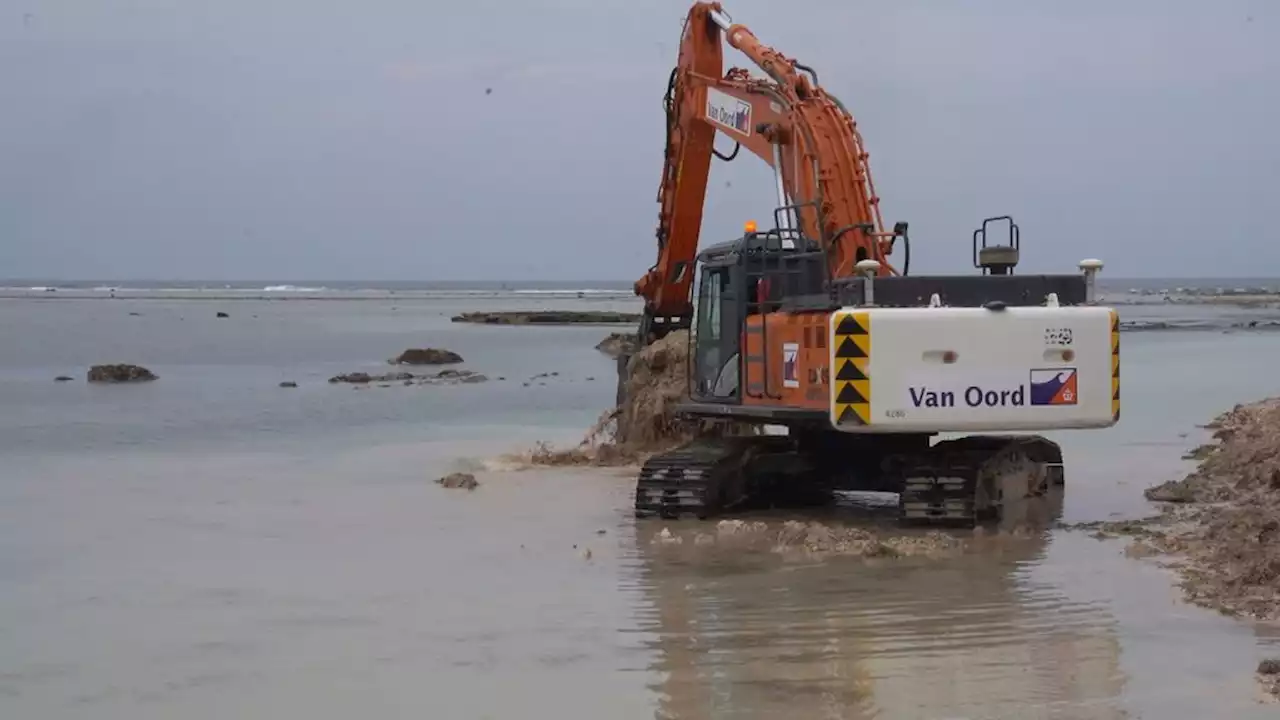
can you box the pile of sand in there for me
[518,330,702,467]
[1147,399,1280,504]
[613,329,701,448]
[1101,398,1280,621]
[1260,659,1280,698]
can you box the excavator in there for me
[624,2,1121,526]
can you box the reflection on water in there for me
[626,490,1130,719]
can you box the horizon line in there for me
[5,275,1280,284]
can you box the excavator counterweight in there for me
[625,2,1118,526]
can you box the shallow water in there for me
[3,291,1280,718]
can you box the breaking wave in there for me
[261,285,326,292]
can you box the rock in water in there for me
[327,369,488,385]
[391,348,463,365]
[216,311,230,318]
[87,364,157,383]
[329,371,414,384]
[437,472,478,490]
[427,369,488,385]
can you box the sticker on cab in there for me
[782,342,799,388]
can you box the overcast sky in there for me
[1,0,1275,280]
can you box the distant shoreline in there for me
[0,294,636,302]
[3,293,1279,335]
[4,279,1279,295]
[0,291,638,302]
[4,288,1279,306]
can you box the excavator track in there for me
[633,445,733,520]
[894,435,1062,527]
[634,436,798,519]
[634,433,1064,526]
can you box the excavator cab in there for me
[688,225,826,403]
[690,255,741,401]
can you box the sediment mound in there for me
[614,329,698,448]
[647,519,967,559]
[391,348,463,365]
[1147,400,1280,505]
[521,329,730,467]
[451,311,641,325]
[1260,659,1280,698]
[87,364,157,383]
[1099,398,1280,621]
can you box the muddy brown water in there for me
[11,450,1275,719]
[5,298,1280,717]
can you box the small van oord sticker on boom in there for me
[706,87,751,136]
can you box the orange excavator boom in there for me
[634,2,903,340]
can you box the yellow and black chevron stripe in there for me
[832,310,871,426]
[1110,310,1120,422]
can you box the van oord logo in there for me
[706,88,751,136]
[907,368,1080,409]
[1029,368,1077,405]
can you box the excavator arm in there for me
[634,2,903,339]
